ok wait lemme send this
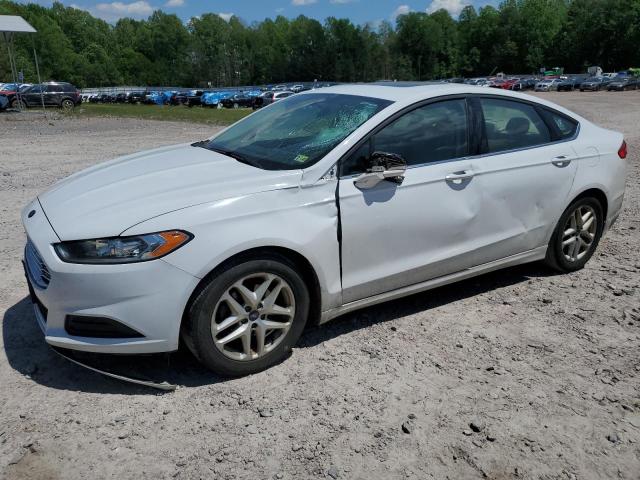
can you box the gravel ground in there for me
[1,92,639,480]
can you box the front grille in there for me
[25,240,51,289]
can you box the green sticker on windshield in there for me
[293,154,309,163]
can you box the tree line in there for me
[1,0,639,89]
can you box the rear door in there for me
[466,95,578,258]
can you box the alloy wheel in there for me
[561,205,597,262]
[211,273,295,361]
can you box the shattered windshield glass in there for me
[202,93,392,170]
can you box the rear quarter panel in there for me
[569,121,626,226]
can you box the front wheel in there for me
[184,256,310,376]
[545,197,604,272]
[11,98,25,109]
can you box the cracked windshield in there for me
[204,93,392,170]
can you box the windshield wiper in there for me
[206,146,261,168]
[191,139,209,148]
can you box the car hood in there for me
[38,143,303,240]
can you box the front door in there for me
[339,98,486,303]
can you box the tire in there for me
[544,196,604,272]
[61,98,75,110]
[233,102,239,109]
[184,255,310,376]
[11,98,25,109]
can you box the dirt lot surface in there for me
[1,93,639,480]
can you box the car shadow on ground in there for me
[3,262,555,394]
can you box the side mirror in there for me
[354,151,407,190]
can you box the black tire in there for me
[545,196,604,272]
[184,255,310,376]
[10,98,24,109]
[61,98,75,110]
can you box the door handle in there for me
[445,170,475,182]
[551,155,572,167]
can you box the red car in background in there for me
[501,79,519,89]
[0,83,32,109]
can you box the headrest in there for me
[506,117,530,135]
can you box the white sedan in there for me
[22,84,627,376]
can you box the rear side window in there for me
[372,99,469,167]
[47,85,63,93]
[478,98,551,153]
[540,109,578,140]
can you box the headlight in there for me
[54,230,192,264]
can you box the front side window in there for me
[478,98,551,153]
[373,99,468,167]
[204,93,391,170]
[340,99,469,176]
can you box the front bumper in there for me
[22,200,200,354]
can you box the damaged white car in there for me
[22,84,627,376]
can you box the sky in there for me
[18,0,498,24]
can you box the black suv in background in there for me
[20,82,81,109]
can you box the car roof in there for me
[301,83,529,102]
[298,83,586,122]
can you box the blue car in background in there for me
[202,91,235,107]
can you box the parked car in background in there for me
[115,93,128,103]
[20,82,81,109]
[21,84,627,376]
[221,94,254,109]
[252,90,294,109]
[465,78,488,86]
[185,90,205,107]
[252,91,273,110]
[128,91,146,104]
[607,77,638,91]
[499,79,519,90]
[580,77,611,91]
[557,77,587,92]
[511,78,537,90]
[291,84,304,93]
[535,79,562,91]
[0,83,33,108]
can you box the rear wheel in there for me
[61,98,75,110]
[184,256,310,376]
[545,197,604,272]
